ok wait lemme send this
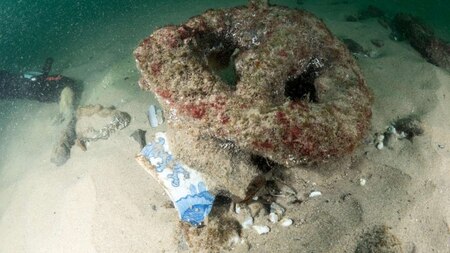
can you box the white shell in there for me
[309,191,322,198]
[242,216,253,229]
[253,225,270,235]
[269,212,279,223]
[376,142,384,150]
[359,178,367,186]
[270,202,285,215]
[280,218,293,227]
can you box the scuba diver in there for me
[0,58,81,166]
[0,57,79,102]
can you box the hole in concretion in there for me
[284,59,323,103]
[250,154,276,173]
[204,33,239,88]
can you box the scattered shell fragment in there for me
[270,202,285,216]
[360,178,367,186]
[269,212,279,223]
[242,216,253,229]
[280,218,293,227]
[253,225,270,235]
[235,205,241,214]
[376,142,384,150]
[376,134,384,150]
[309,191,322,198]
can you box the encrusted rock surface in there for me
[392,13,450,71]
[166,125,265,201]
[135,0,372,167]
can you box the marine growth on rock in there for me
[135,0,373,167]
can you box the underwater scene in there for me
[0,0,449,252]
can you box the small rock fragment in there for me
[270,202,285,216]
[342,38,368,57]
[269,212,279,223]
[235,205,241,214]
[130,129,147,149]
[376,142,384,150]
[360,178,367,186]
[280,218,293,227]
[392,115,424,141]
[253,225,270,235]
[309,191,322,198]
[376,134,385,150]
[248,202,265,218]
[242,216,253,229]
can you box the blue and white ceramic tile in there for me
[140,132,215,226]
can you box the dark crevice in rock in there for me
[196,32,239,88]
[284,61,322,102]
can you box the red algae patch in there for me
[135,0,372,169]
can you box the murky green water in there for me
[1,0,449,71]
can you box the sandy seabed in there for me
[0,1,449,252]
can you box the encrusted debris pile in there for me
[135,0,373,201]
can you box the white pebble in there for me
[270,202,285,215]
[309,191,322,198]
[377,134,385,142]
[235,205,241,214]
[376,142,384,150]
[359,178,366,186]
[253,225,270,235]
[269,212,279,223]
[242,217,253,229]
[280,218,293,227]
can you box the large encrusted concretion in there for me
[134,0,373,166]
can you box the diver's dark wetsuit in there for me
[0,58,78,102]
